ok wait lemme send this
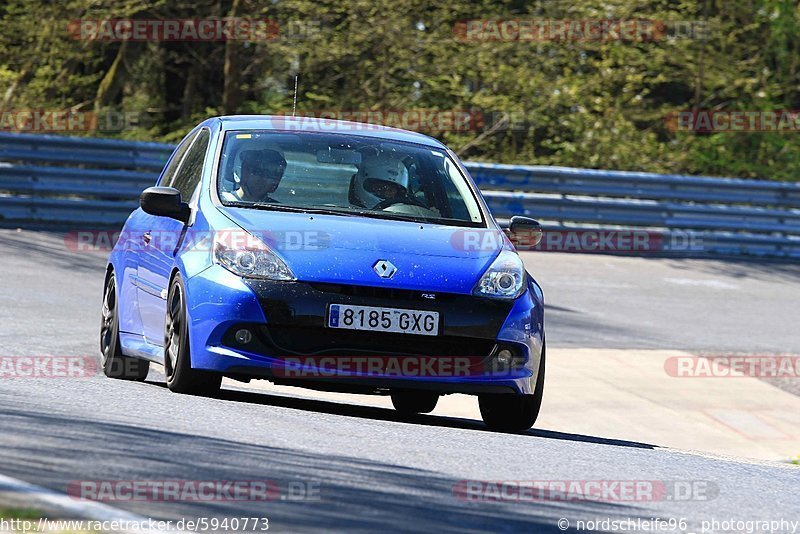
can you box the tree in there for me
[2,0,800,180]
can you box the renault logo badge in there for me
[373,260,397,279]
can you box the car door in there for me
[137,129,210,345]
[127,130,196,338]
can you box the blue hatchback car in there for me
[101,116,546,431]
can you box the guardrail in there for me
[1,132,799,258]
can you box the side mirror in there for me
[508,216,543,248]
[140,187,190,223]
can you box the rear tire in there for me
[391,391,439,414]
[100,272,150,381]
[479,342,545,432]
[164,273,222,395]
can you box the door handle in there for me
[142,231,152,245]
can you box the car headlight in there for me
[213,230,296,281]
[473,249,526,299]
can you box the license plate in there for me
[327,304,440,336]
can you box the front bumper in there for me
[186,264,544,395]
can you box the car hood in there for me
[218,207,504,293]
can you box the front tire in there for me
[391,391,439,414]
[479,342,545,432]
[100,272,150,381]
[164,273,221,395]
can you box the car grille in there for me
[255,324,496,359]
[306,282,453,302]
[241,279,515,346]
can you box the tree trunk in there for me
[1,61,33,111]
[222,0,242,114]
[95,42,135,112]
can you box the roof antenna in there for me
[292,75,299,117]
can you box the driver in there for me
[234,149,287,203]
[359,155,423,210]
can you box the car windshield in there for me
[217,130,485,227]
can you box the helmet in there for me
[350,153,409,206]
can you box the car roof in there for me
[206,115,448,149]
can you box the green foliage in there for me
[2,0,800,180]
[0,507,42,520]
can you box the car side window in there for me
[170,129,210,201]
[158,131,198,187]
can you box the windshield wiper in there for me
[225,201,362,217]
[224,200,446,224]
[338,208,428,223]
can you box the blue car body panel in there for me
[218,209,501,293]
[108,116,545,395]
